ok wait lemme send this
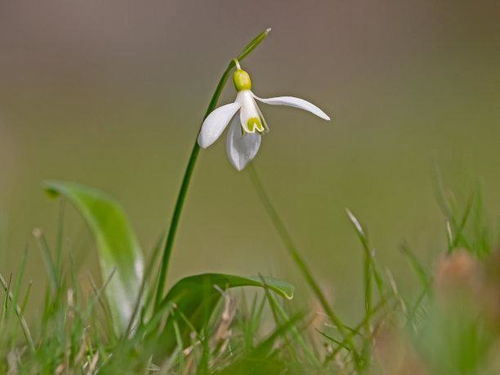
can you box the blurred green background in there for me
[0,0,499,320]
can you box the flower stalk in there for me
[154,28,272,310]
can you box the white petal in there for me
[236,90,264,133]
[226,118,261,171]
[253,94,330,121]
[198,102,241,148]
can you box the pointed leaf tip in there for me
[45,188,60,199]
[345,208,365,237]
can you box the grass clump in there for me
[1,177,498,374]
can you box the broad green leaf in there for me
[156,273,294,351]
[44,181,143,334]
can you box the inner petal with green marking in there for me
[246,117,265,133]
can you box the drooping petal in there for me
[226,118,261,171]
[198,102,241,148]
[236,90,265,133]
[253,94,330,121]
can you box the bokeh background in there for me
[0,0,499,320]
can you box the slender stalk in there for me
[247,165,361,364]
[154,28,272,310]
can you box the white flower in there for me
[198,61,330,171]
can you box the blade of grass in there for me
[20,280,32,316]
[86,270,117,340]
[12,245,29,315]
[216,313,304,375]
[322,295,392,367]
[55,199,66,270]
[259,275,319,366]
[2,274,12,319]
[346,209,399,368]
[345,209,373,337]
[431,163,478,253]
[247,165,360,365]
[345,209,385,304]
[400,242,431,290]
[259,275,298,362]
[406,287,429,331]
[470,188,491,256]
[240,291,267,350]
[154,28,272,310]
[33,228,59,294]
[449,194,474,252]
[0,272,35,351]
[68,251,81,311]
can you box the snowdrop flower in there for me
[198,60,330,171]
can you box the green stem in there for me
[247,165,361,365]
[154,28,272,310]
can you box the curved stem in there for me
[154,28,272,310]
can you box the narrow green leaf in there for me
[400,242,431,289]
[33,228,59,294]
[44,180,144,334]
[238,27,272,61]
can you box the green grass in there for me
[2,175,498,374]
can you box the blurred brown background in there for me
[0,0,499,318]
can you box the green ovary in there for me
[233,69,252,91]
[246,117,264,133]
